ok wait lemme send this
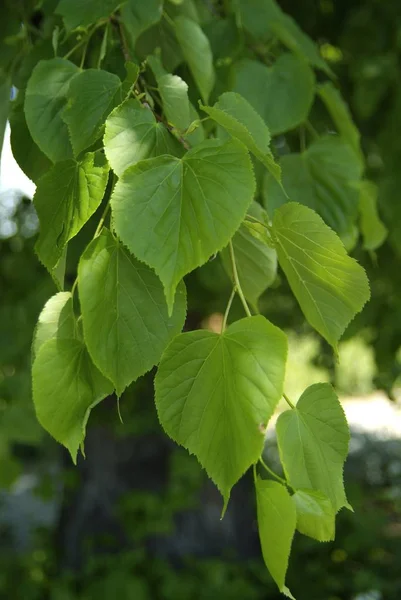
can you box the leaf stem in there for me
[283,392,296,409]
[221,287,236,332]
[245,214,273,233]
[229,241,251,317]
[305,119,319,140]
[162,11,175,28]
[94,202,111,238]
[63,22,103,60]
[259,457,287,485]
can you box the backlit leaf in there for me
[276,383,350,512]
[255,478,296,598]
[104,99,182,176]
[33,337,113,461]
[111,139,255,312]
[78,228,187,395]
[292,489,335,542]
[200,92,280,181]
[272,202,370,350]
[33,292,76,358]
[155,316,287,503]
[359,180,387,251]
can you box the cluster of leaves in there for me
[0,0,389,596]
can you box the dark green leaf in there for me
[121,0,163,46]
[56,0,121,30]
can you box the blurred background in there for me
[2,0,401,599]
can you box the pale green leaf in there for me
[63,69,125,157]
[9,94,51,183]
[292,489,335,542]
[121,0,163,46]
[359,180,387,251]
[33,338,113,461]
[103,99,182,177]
[111,139,255,312]
[318,82,362,157]
[272,203,370,350]
[78,228,187,395]
[238,0,331,75]
[276,383,350,512]
[233,55,315,135]
[155,315,287,503]
[33,292,76,358]
[265,135,364,237]
[200,92,280,181]
[174,16,215,102]
[56,0,121,30]
[255,478,296,598]
[220,202,277,310]
[25,58,79,162]
[34,152,110,274]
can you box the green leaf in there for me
[266,135,364,237]
[155,315,287,503]
[103,99,182,177]
[255,478,296,598]
[359,180,387,251]
[147,54,191,131]
[184,103,205,146]
[56,0,121,30]
[33,338,113,461]
[238,0,331,76]
[136,19,183,73]
[78,228,187,395]
[220,202,277,310]
[318,82,362,158]
[200,92,280,181]
[63,68,130,157]
[292,489,335,542]
[25,58,80,162]
[111,139,255,312]
[34,152,110,274]
[33,292,76,359]
[276,383,350,512]
[272,202,370,350]
[120,0,163,46]
[233,55,315,135]
[9,94,52,183]
[174,16,215,102]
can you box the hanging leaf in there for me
[9,94,52,183]
[34,152,110,274]
[200,92,280,181]
[33,337,113,461]
[220,202,277,311]
[233,55,315,135]
[318,82,362,158]
[104,99,182,177]
[292,489,335,542]
[267,135,364,238]
[174,16,215,102]
[276,383,350,512]
[255,478,296,598]
[272,202,370,350]
[25,58,79,162]
[78,228,187,395]
[359,180,387,251]
[155,316,287,504]
[56,0,121,30]
[111,138,255,312]
[33,292,76,359]
[63,68,137,157]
